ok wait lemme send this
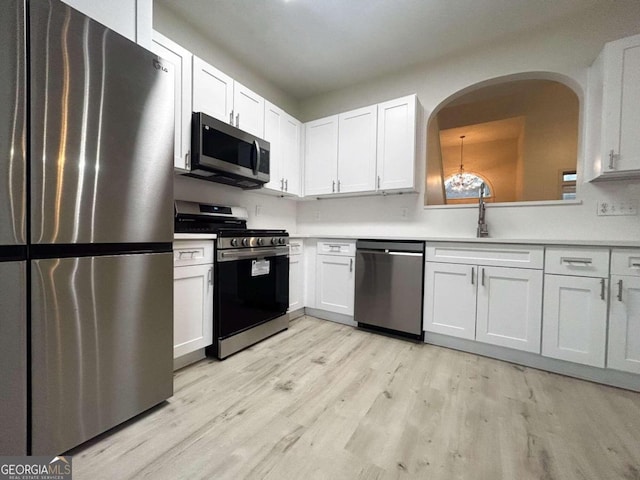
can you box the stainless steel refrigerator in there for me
[1,0,175,455]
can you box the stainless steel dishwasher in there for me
[354,240,425,340]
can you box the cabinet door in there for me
[376,94,417,191]
[233,81,264,137]
[424,262,477,340]
[337,105,377,193]
[602,34,640,174]
[289,255,303,311]
[152,32,192,171]
[542,275,608,367]
[173,264,214,358]
[282,113,302,196]
[608,275,640,374]
[263,101,284,192]
[315,255,355,316]
[476,267,543,353]
[192,56,233,124]
[304,116,339,196]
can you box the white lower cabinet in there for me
[542,275,608,367]
[288,240,304,312]
[173,241,214,359]
[607,249,640,374]
[424,262,477,340]
[476,266,543,353]
[608,276,640,374]
[424,244,543,352]
[315,241,356,316]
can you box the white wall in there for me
[296,2,640,240]
[153,2,300,230]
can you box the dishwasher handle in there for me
[357,248,424,257]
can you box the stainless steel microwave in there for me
[187,112,270,189]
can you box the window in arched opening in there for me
[444,174,492,199]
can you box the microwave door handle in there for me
[253,139,261,175]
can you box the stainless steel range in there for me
[175,201,290,359]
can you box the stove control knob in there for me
[242,238,250,247]
[257,238,264,246]
[271,237,278,245]
[230,238,238,247]
[279,237,286,245]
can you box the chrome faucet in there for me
[477,182,489,238]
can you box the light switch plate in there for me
[597,200,638,216]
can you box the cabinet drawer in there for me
[317,240,355,257]
[174,240,214,266]
[289,239,304,256]
[545,247,609,277]
[611,249,640,277]
[425,243,543,269]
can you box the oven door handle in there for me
[218,247,289,262]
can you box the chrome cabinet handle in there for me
[280,178,284,191]
[208,267,213,286]
[631,263,640,268]
[617,279,623,302]
[229,110,234,125]
[471,267,475,285]
[481,268,485,287]
[332,180,335,193]
[562,257,593,266]
[609,149,615,170]
[185,149,191,169]
[600,278,606,301]
[285,179,288,192]
[177,250,198,259]
[337,180,341,192]
[236,113,240,127]
[377,175,381,189]
[350,258,353,272]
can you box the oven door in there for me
[216,247,289,339]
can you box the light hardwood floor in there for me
[70,316,640,480]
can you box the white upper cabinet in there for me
[337,105,377,194]
[304,116,339,196]
[376,94,418,192]
[263,102,301,196]
[233,82,264,137]
[282,115,302,196]
[192,57,265,138]
[587,34,640,180]
[192,56,234,125]
[151,31,192,171]
[303,94,419,198]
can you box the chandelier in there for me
[449,135,484,192]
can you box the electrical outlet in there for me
[400,207,409,219]
[597,200,638,216]
[255,205,262,216]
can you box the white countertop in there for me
[287,234,640,248]
[174,233,217,240]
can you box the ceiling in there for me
[157,0,602,99]
[439,117,525,148]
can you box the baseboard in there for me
[173,348,206,371]
[304,307,356,327]
[288,307,305,321]
[424,332,640,393]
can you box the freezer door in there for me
[31,253,173,455]
[0,261,27,455]
[30,0,174,245]
[0,0,26,246]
